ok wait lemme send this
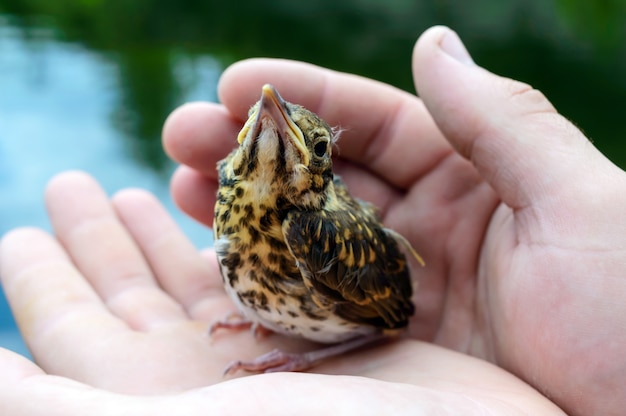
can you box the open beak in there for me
[237,84,310,166]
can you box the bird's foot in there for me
[209,312,272,338]
[224,349,311,375]
[223,333,384,375]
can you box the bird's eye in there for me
[313,140,329,158]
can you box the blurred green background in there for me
[1,0,625,355]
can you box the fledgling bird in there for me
[212,84,424,374]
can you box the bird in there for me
[212,84,424,374]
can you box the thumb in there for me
[412,26,613,210]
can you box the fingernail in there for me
[440,29,475,66]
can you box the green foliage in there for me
[555,0,626,46]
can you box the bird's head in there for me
[229,84,336,210]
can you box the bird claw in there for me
[222,334,386,376]
[209,312,272,339]
[208,312,251,336]
[223,349,312,375]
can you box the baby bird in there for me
[212,84,423,374]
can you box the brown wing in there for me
[282,205,415,330]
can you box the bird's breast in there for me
[213,183,375,343]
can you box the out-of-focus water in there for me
[0,17,216,356]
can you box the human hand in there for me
[164,26,626,415]
[0,172,562,414]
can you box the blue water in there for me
[0,17,218,356]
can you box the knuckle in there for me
[500,78,556,116]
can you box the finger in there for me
[0,348,142,416]
[412,26,615,210]
[0,346,44,382]
[162,101,241,177]
[170,165,218,228]
[111,188,231,321]
[219,58,451,189]
[167,58,451,189]
[0,365,502,416]
[0,344,565,416]
[0,227,128,373]
[45,171,187,329]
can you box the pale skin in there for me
[0,25,624,415]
